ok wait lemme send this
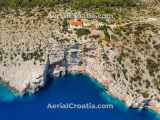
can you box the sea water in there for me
[0,73,160,120]
[0,81,17,102]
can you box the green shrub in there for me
[98,25,110,38]
[75,28,90,37]
[146,58,159,76]
[71,0,140,9]
[0,0,61,8]
[142,91,149,98]
[0,0,140,8]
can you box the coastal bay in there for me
[0,73,160,120]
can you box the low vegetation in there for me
[0,0,60,8]
[71,0,140,9]
[0,0,140,8]
[146,58,159,76]
[75,28,90,37]
[21,48,45,64]
[98,25,110,39]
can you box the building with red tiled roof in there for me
[67,19,83,30]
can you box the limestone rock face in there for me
[0,9,53,94]
[0,61,45,95]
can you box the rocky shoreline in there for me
[0,7,160,112]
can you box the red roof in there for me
[68,19,83,26]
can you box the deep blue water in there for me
[0,73,160,120]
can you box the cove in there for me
[0,73,160,120]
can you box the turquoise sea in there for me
[0,73,160,120]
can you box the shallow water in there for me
[0,74,160,120]
[0,81,17,102]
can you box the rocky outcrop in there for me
[0,8,53,95]
[0,61,46,95]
